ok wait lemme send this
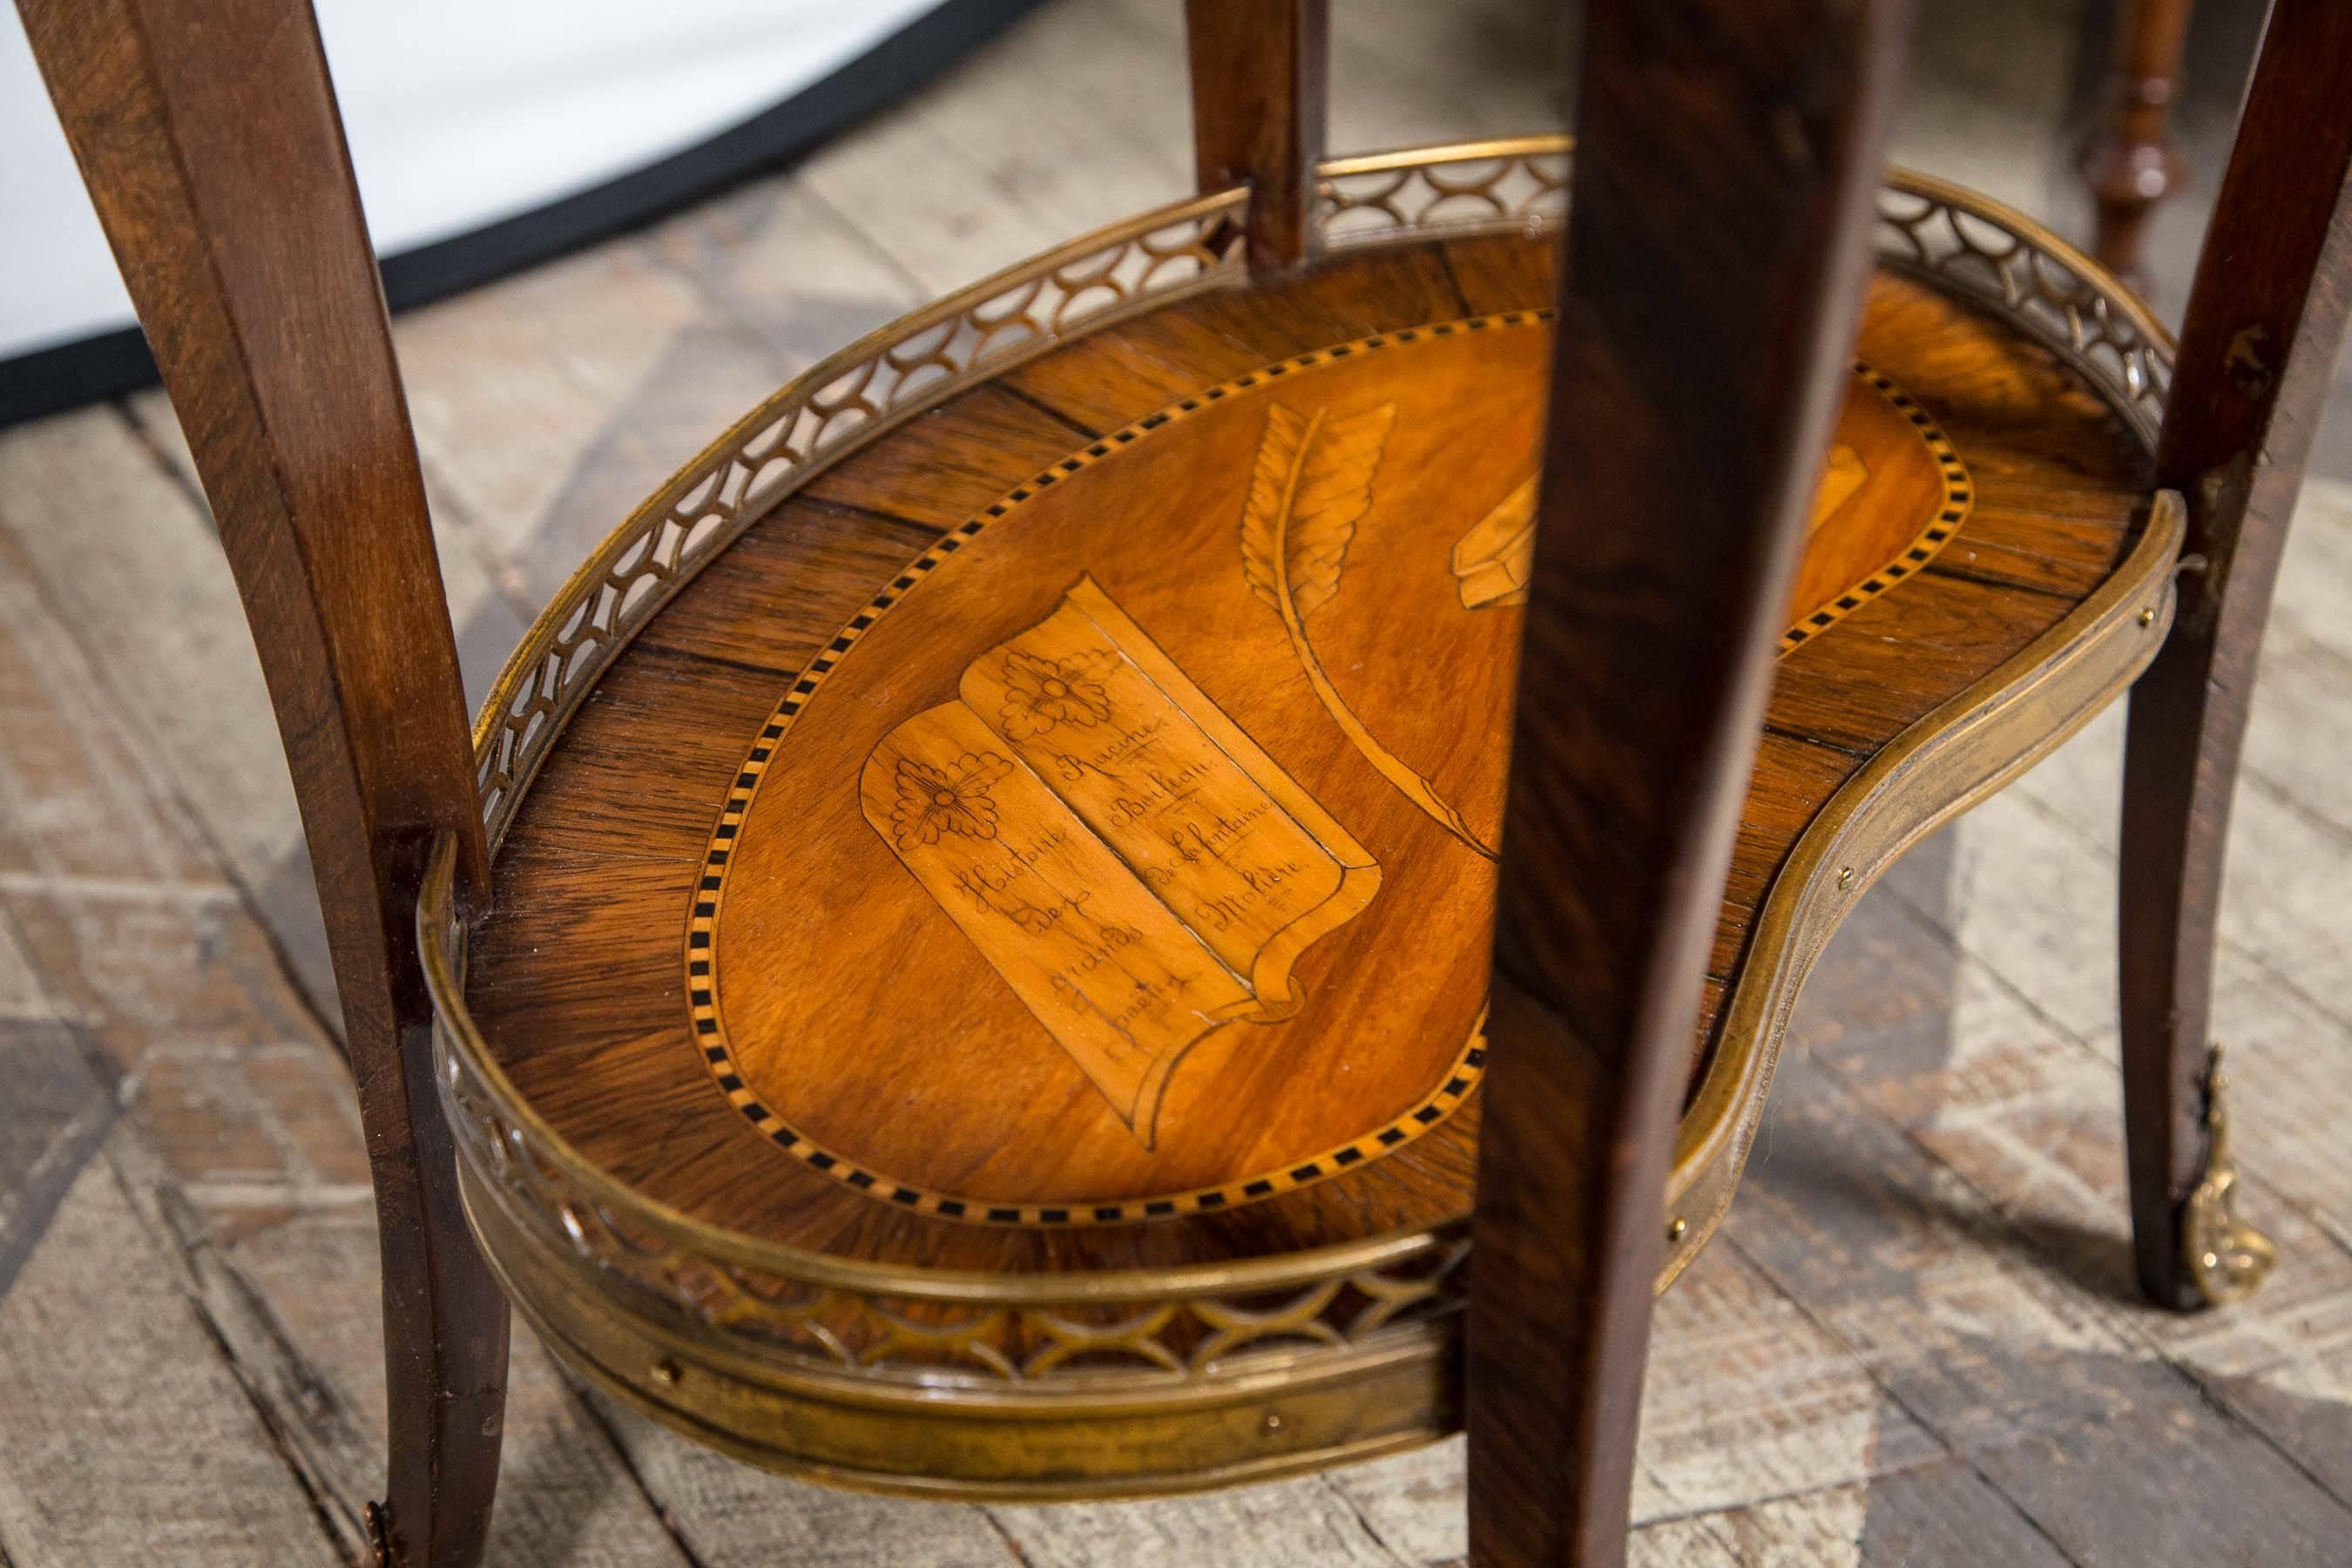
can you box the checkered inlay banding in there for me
[686,321,1969,1227]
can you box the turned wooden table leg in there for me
[2119,0,2352,1313]
[2080,0,2195,287]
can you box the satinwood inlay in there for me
[863,575,1381,1147]
[686,315,1970,1226]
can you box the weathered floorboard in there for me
[0,510,701,1565]
[0,1157,344,1568]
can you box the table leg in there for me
[2080,0,2196,287]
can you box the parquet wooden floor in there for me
[3,0,2349,1562]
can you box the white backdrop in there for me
[0,0,938,362]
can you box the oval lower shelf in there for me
[423,140,2178,1497]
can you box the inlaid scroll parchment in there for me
[860,576,1380,1147]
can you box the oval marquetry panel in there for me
[468,231,2143,1278]
[687,318,1970,1226]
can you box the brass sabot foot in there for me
[2183,1044,2277,1307]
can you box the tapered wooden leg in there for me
[2120,594,2283,1310]
[2079,0,2195,287]
[17,0,514,1551]
[1466,0,1913,1560]
[2119,0,2352,1311]
[362,1014,510,1568]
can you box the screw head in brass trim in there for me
[1666,1217,1687,1243]
[2139,605,2157,626]
[1262,1412,1284,1434]
[1837,866,1855,890]
[651,1358,683,1388]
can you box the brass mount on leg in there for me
[2182,1044,2277,1306]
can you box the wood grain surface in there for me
[15,0,507,1559]
[1465,1,1913,1558]
[678,322,1962,1229]
[2119,0,2352,1308]
[1185,0,1327,274]
[11,0,2352,1561]
[465,230,2145,1283]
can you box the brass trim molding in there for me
[418,137,2183,1490]
[466,1160,1457,1499]
[1659,490,2186,1287]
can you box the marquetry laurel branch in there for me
[1240,402,1499,858]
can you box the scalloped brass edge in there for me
[463,1159,1451,1416]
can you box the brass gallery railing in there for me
[426,137,2175,1396]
